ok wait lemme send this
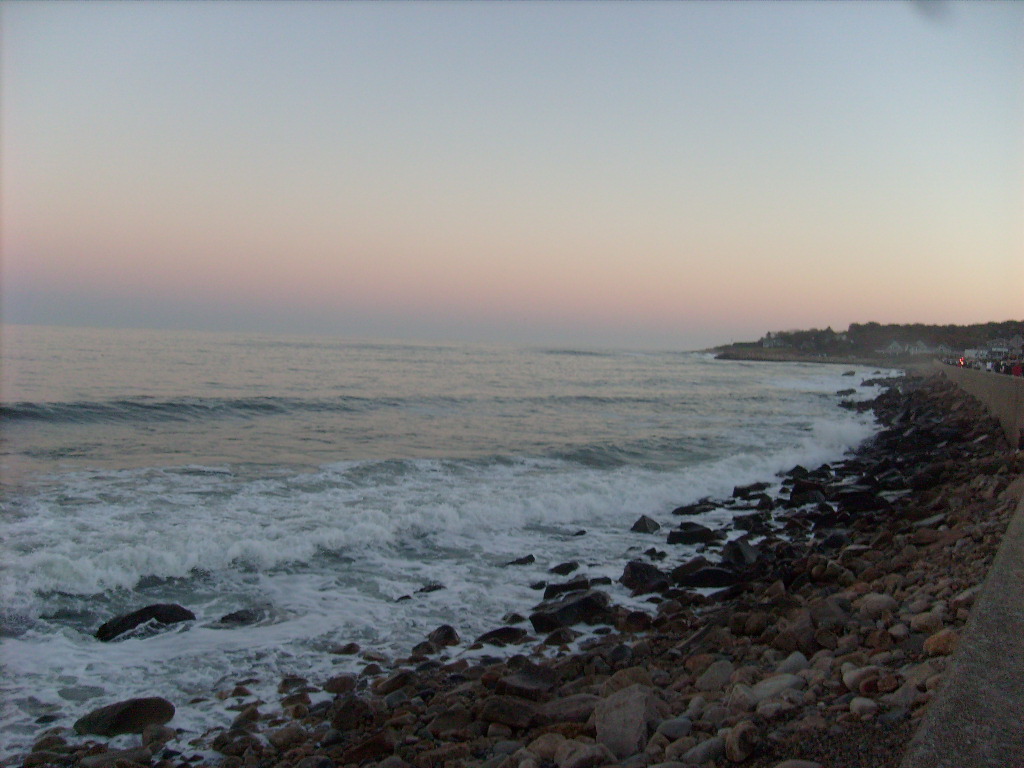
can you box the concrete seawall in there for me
[900,365,1024,768]
[933,361,1024,449]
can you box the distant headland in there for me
[712,320,1024,365]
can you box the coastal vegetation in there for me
[714,321,1024,364]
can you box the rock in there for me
[373,670,412,695]
[74,697,175,736]
[721,537,761,568]
[773,761,822,768]
[339,729,394,764]
[528,732,568,761]
[141,723,175,749]
[725,720,758,763]
[79,747,152,768]
[672,500,718,516]
[731,674,805,709]
[268,723,307,750]
[23,752,74,767]
[529,590,612,633]
[549,561,580,576]
[330,694,373,731]
[620,560,668,592]
[856,592,898,620]
[95,604,196,641]
[631,514,661,533]
[217,608,263,625]
[595,684,658,759]
[323,674,357,695]
[427,705,473,737]
[683,736,725,765]
[667,522,723,545]
[733,481,770,499]
[656,716,692,740]
[476,626,529,646]
[496,662,557,700]
[536,694,600,724]
[543,577,592,600]
[924,627,959,655]
[776,651,809,675]
[695,660,734,692]
[850,697,879,716]
[673,566,738,588]
[426,624,460,648]
[479,695,536,729]
[557,741,618,768]
[505,555,535,566]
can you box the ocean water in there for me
[0,325,892,757]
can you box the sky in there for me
[2,1,1022,350]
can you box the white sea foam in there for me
[0,331,900,761]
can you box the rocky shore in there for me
[19,374,1024,768]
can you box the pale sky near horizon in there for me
[2,1,1022,350]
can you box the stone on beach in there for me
[74,697,175,736]
[529,590,612,633]
[94,603,196,642]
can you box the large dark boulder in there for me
[74,697,174,736]
[630,515,661,534]
[720,537,761,568]
[529,590,612,633]
[667,522,723,545]
[95,604,196,642]
[619,561,668,593]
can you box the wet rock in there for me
[631,514,662,533]
[672,500,718,516]
[217,608,263,626]
[505,555,536,566]
[95,604,196,642]
[476,626,529,646]
[721,536,761,568]
[427,623,460,648]
[673,566,738,588]
[529,590,612,633]
[543,577,593,600]
[74,697,175,736]
[620,560,668,592]
[549,561,580,576]
[668,522,723,545]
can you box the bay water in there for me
[0,325,892,757]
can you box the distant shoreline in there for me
[709,345,935,369]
